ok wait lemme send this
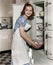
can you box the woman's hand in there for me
[32,40,43,49]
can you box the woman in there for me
[11,3,42,65]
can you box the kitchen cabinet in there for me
[32,0,53,59]
[0,29,13,51]
[45,0,53,59]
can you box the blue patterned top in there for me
[14,15,28,32]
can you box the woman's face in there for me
[24,6,33,18]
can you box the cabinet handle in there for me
[46,34,52,39]
[45,2,52,7]
[47,51,52,55]
[46,23,52,27]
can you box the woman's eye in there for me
[30,10,32,12]
[26,9,28,11]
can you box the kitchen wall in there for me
[0,0,12,17]
[16,0,29,4]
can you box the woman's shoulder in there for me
[16,16,24,22]
[18,15,26,20]
[17,15,26,23]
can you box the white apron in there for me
[11,28,30,65]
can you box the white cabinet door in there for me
[44,0,48,51]
[47,31,53,59]
[45,0,53,59]
[47,2,53,30]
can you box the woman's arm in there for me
[19,27,41,48]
